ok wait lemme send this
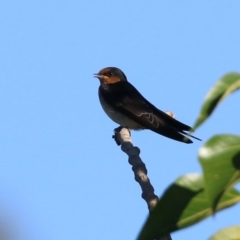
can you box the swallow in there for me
[94,67,201,144]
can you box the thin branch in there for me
[113,127,172,240]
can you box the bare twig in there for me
[113,127,172,240]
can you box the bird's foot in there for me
[165,111,175,119]
[112,126,131,145]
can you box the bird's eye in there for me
[108,72,114,77]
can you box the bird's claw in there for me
[112,126,131,145]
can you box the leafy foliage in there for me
[137,174,240,240]
[194,73,240,129]
[199,134,240,211]
[209,226,240,240]
[137,72,240,240]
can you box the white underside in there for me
[99,93,143,129]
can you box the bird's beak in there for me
[93,73,100,78]
[94,74,108,80]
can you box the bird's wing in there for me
[118,93,167,129]
[100,82,200,143]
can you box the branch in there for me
[113,127,172,240]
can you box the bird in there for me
[94,67,200,144]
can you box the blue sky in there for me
[1,1,240,240]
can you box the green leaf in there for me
[193,73,240,130]
[137,174,240,240]
[199,134,240,211]
[209,226,240,240]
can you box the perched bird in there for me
[94,67,200,144]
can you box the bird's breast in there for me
[98,91,144,130]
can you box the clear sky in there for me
[1,1,240,240]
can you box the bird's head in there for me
[94,67,127,85]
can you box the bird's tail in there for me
[182,131,202,141]
[152,126,201,144]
